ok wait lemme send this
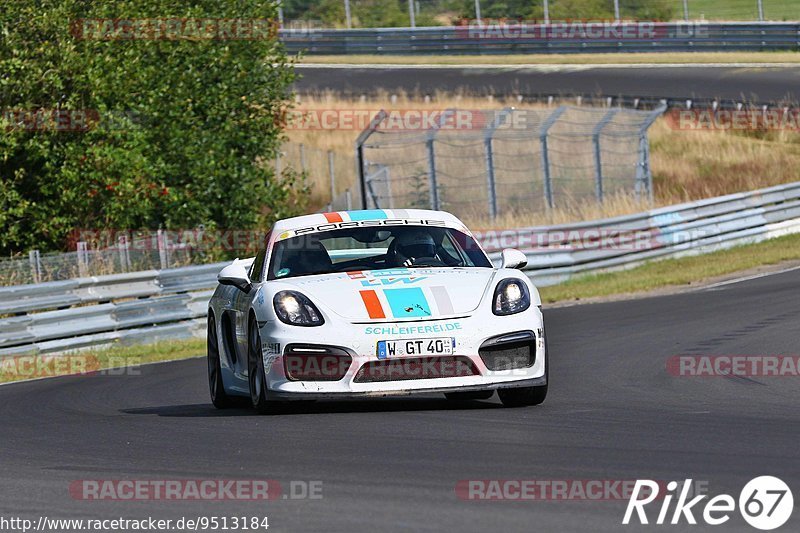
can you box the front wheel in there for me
[248,316,275,414]
[208,314,233,409]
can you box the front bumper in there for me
[257,308,546,399]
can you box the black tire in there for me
[247,315,274,414]
[445,390,494,401]
[207,313,233,409]
[498,336,549,408]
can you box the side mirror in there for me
[500,248,528,270]
[218,261,252,293]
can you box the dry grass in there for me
[285,91,800,227]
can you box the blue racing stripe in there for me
[348,210,387,221]
[384,288,431,318]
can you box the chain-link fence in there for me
[356,106,665,220]
[0,232,202,286]
[273,142,360,211]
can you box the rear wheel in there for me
[207,314,232,409]
[445,391,494,401]
[248,316,274,414]
[498,336,549,408]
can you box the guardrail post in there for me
[29,250,41,284]
[593,109,619,204]
[539,106,567,209]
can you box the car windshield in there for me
[267,225,492,280]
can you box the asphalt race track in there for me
[295,65,800,103]
[2,268,799,532]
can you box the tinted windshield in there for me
[267,225,492,280]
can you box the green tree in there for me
[0,0,302,256]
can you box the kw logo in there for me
[361,276,427,287]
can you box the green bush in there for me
[0,0,302,256]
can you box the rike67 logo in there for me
[623,477,793,530]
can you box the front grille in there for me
[283,344,353,381]
[354,356,479,383]
[479,331,536,371]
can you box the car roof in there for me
[271,209,468,234]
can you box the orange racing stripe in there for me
[323,212,344,223]
[359,290,386,319]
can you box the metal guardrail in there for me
[281,23,800,55]
[479,181,800,286]
[2,181,800,356]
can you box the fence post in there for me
[592,109,619,204]
[275,151,281,179]
[118,235,131,272]
[424,108,457,211]
[484,108,512,220]
[355,110,388,210]
[637,104,667,204]
[539,106,567,209]
[426,136,439,210]
[345,188,353,210]
[29,250,42,284]
[757,0,764,21]
[157,229,169,269]
[299,143,307,174]
[77,241,89,277]
[327,150,336,205]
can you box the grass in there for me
[0,338,204,384]
[299,51,800,65]
[286,92,800,227]
[689,0,798,21]
[538,232,800,303]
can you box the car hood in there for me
[275,268,497,322]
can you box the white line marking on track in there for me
[700,264,800,291]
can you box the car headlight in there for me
[493,279,531,316]
[273,291,325,326]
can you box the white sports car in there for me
[207,209,548,413]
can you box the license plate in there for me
[377,338,454,359]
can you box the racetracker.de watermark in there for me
[666,109,800,132]
[456,479,709,501]
[70,18,278,40]
[454,20,709,40]
[0,355,143,382]
[68,480,322,501]
[667,355,800,377]
[285,109,537,131]
[472,227,707,254]
[69,229,268,254]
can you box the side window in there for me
[249,248,267,283]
